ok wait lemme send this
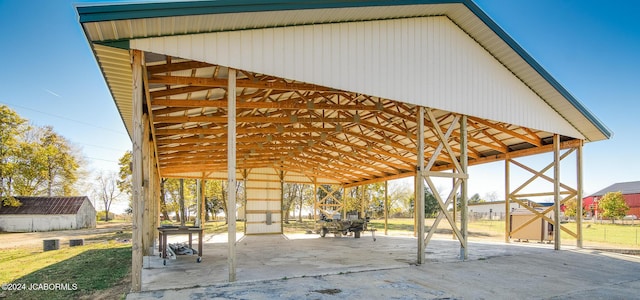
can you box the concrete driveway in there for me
[128,232,640,299]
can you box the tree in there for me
[407,187,440,218]
[204,180,224,221]
[0,105,27,206]
[564,198,578,219]
[0,106,82,203]
[484,191,499,202]
[424,188,439,218]
[117,151,132,213]
[38,126,81,196]
[469,193,483,204]
[94,171,122,221]
[599,191,629,223]
[283,183,302,223]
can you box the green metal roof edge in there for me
[77,0,460,23]
[77,0,612,140]
[95,40,130,50]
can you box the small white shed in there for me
[0,196,97,232]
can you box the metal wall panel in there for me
[244,168,281,234]
[132,16,583,139]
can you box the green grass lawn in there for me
[0,241,131,300]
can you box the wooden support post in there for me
[452,168,457,240]
[384,181,388,235]
[553,134,561,250]
[460,115,468,260]
[227,68,237,282]
[313,178,318,221]
[243,170,247,234]
[195,179,202,227]
[576,141,584,248]
[142,113,152,256]
[414,176,417,237]
[342,185,346,220]
[416,106,425,264]
[179,179,185,226]
[505,159,511,243]
[130,49,144,292]
[361,185,366,217]
[279,170,284,234]
[201,178,206,226]
[153,162,160,251]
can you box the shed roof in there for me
[589,181,640,197]
[0,196,93,215]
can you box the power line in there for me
[85,156,120,164]
[0,100,127,136]
[77,141,129,153]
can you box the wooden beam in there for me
[460,115,468,260]
[130,49,144,293]
[416,107,425,265]
[577,141,584,248]
[227,69,237,282]
[505,159,511,243]
[149,75,335,91]
[153,115,354,124]
[468,116,542,147]
[142,113,152,256]
[553,134,561,250]
[152,99,382,111]
[146,61,214,74]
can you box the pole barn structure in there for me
[77,0,611,292]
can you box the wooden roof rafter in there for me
[140,58,580,184]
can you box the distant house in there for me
[0,196,96,232]
[583,181,640,218]
[468,200,539,220]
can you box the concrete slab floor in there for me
[129,232,640,299]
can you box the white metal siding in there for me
[0,215,77,232]
[244,168,282,234]
[132,16,583,139]
[76,200,97,229]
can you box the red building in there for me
[583,181,640,218]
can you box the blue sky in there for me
[0,0,638,201]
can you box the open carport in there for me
[76,0,613,293]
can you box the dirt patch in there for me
[0,223,130,249]
[312,288,342,295]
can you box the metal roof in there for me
[0,196,93,215]
[589,181,640,197]
[75,1,612,184]
[77,0,612,143]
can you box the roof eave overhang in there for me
[77,0,462,23]
[76,0,612,142]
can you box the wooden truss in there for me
[314,184,344,219]
[419,108,469,262]
[505,137,584,248]
[142,58,577,185]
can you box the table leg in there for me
[198,231,203,257]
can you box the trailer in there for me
[315,212,376,241]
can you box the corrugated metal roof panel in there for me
[590,181,640,197]
[0,196,91,215]
[93,44,133,139]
